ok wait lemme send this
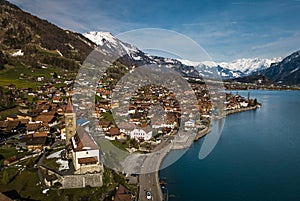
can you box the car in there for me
[146,191,152,200]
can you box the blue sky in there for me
[8,0,300,62]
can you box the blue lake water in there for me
[159,90,300,201]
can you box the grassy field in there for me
[0,107,20,120]
[110,140,130,152]
[0,147,28,165]
[96,139,128,170]
[0,156,137,201]
[0,157,43,200]
[43,158,59,170]
[0,63,70,89]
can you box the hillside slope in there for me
[261,50,300,85]
[0,0,95,70]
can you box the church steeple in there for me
[65,97,76,145]
[66,97,73,113]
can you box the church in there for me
[65,98,103,174]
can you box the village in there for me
[0,65,260,200]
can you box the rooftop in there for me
[73,126,99,151]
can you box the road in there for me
[138,140,172,201]
[139,171,160,201]
[37,139,64,189]
[137,130,198,201]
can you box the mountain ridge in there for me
[1,0,300,86]
[83,31,201,77]
[258,50,300,85]
[0,0,95,70]
[179,57,282,79]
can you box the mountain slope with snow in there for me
[85,31,286,80]
[218,58,282,74]
[260,50,300,85]
[84,31,141,59]
[83,31,200,77]
[179,57,282,79]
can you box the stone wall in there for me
[40,166,103,189]
[59,173,103,189]
[74,164,103,175]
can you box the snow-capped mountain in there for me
[179,58,282,79]
[84,31,143,60]
[218,58,282,74]
[84,31,283,80]
[83,31,200,77]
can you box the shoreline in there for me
[224,104,261,116]
[154,104,260,200]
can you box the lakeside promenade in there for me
[137,104,260,201]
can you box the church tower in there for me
[65,97,76,145]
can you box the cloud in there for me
[8,0,142,33]
[251,32,300,56]
[117,28,212,61]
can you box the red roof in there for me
[78,157,98,164]
[108,127,121,136]
[73,126,99,151]
[35,114,55,124]
[65,97,73,113]
[114,184,132,201]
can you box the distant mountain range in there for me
[85,31,300,85]
[179,58,282,79]
[84,31,287,81]
[0,0,300,86]
[226,51,300,85]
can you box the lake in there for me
[160,90,300,201]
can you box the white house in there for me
[130,128,152,141]
[240,101,248,108]
[184,119,196,131]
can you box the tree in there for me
[0,51,7,70]
[254,98,258,106]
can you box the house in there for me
[240,101,248,108]
[52,97,63,103]
[105,127,126,140]
[99,121,111,132]
[118,122,134,135]
[20,132,50,151]
[113,184,133,201]
[6,114,18,121]
[184,119,196,131]
[0,120,21,133]
[129,113,143,124]
[26,122,47,134]
[17,114,33,122]
[35,112,59,127]
[130,127,152,141]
